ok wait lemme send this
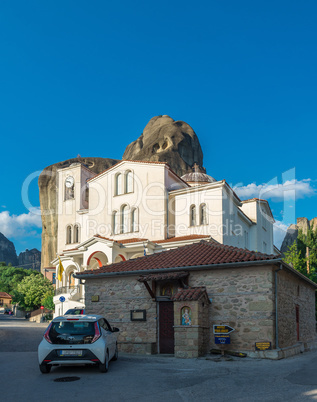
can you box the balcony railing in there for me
[54,285,79,296]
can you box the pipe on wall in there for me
[275,264,283,349]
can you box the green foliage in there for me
[283,228,317,283]
[41,290,55,310]
[16,275,54,311]
[0,264,41,294]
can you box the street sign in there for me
[59,296,66,302]
[40,306,44,310]
[213,325,235,334]
[215,335,231,344]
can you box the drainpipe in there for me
[275,264,283,349]
[166,190,169,239]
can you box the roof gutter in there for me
[74,258,282,280]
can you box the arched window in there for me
[115,173,122,195]
[200,204,207,225]
[131,208,138,232]
[190,205,196,226]
[74,224,80,243]
[125,171,133,193]
[113,211,119,234]
[69,271,75,287]
[66,225,72,244]
[121,205,129,233]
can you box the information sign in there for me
[213,325,235,334]
[255,342,272,351]
[214,335,231,344]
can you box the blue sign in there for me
[215,335,230,344]
[59,296,66,302]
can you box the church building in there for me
[52,159,275,316]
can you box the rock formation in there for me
[18,248,41,271]
[280,217,317,256]
[123,115,205,176]
[0,233,18,266]
[39,157,119,271]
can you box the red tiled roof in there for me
[0,292,12,298]
[172,287,209,302]
[138,271,189,282]
[94,234,114,241]
[155,235,211,244]
[118,238,148,244]
[77,241,279,277]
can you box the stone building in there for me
[75,241,316,359]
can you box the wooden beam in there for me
[143,281,155,299]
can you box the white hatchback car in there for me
[38,314,119,373]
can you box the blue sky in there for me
[0,1,316,254]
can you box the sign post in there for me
[213,325,235,357]
[59,296,66,315]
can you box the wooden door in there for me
[159,302,174,354]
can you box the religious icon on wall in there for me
[161,283,174,297]
[181,306,192,326]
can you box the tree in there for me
[0,265,40,294]
[41,290,55,310]
[284,241,306,275]
[16,275,54,311]
[284,228,317,283]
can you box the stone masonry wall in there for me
[190,266,276,351]
[277,269,316,348]
[173,297,210,358]
[84,276,157,354]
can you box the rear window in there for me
[49,321,95,344]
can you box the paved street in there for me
[1,314,317,401]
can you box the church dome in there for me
[181,164,216,186]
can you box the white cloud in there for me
[273,220,289,249]
[234,179,316,201]
[0,207,42,239]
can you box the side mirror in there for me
[112,327,120,332]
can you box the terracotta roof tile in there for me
[117,238,148,244]
[77,241,279,277]
[172,287,208,302]
[94,234,114,241]
[155,235,211,244]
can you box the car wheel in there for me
[39,363,51,374]
[112,344,118,361]
[99,351,109,373]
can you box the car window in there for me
[99,318,111,331]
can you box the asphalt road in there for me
[1,314,317,401]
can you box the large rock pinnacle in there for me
[122,115,205,176]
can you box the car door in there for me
[99,319,115,358]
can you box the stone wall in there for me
[83,264,316,357]
[277,269,316,348]
[84,275,157,354]
[190,266,276,351]
[174,297,210,358]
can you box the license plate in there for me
[59,350,83,357]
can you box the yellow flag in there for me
[57,257,64,281]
